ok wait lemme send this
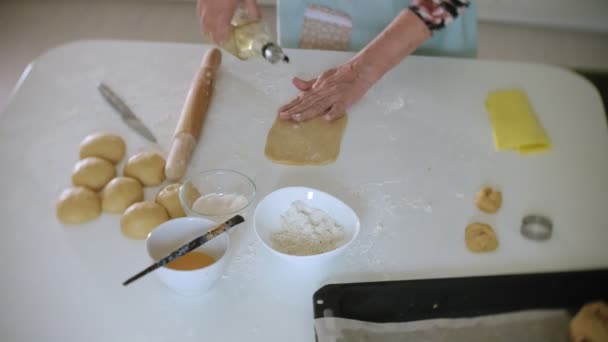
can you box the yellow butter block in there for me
[486,89,551,154]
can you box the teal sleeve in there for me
[277,0,477,58]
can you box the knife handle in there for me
[166,48,222,181]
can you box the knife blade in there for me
[98,83,157,143]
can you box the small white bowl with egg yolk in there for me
[146,217,230,295]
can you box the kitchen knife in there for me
[98,83,157,143]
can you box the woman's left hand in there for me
[278,59,379,122]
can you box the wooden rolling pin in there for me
[165,48,222,181]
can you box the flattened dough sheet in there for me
[264,115,348,165]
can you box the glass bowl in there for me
[179,169,256,223]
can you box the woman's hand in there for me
[278,9,431,122]
[278,59,380,122]
[197,0,260,44]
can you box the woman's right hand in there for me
[197,0,260,44]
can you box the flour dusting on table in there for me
[271,201,345,256]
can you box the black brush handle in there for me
[123,215,244,286]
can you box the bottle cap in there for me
[262,43,290,64]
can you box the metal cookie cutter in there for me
[521,215,553,241]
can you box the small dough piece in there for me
[79,132,126,164]
[571,301,608,342]
[465,223,498,252]
[156,183,185,218]
[475,186,502,213]
[123,152,166,186]
[265,115,348,165]
[56,187,101,224]
[71,157,116,191]
[101,177,144,214]
[121,201,169,239]
[180,181,202,212]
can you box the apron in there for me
[277,0,477,58]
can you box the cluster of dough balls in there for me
[102,150,167,229]
[57,133,184,241]
[56,133,126,225]
[56,132,203,241]
[465,186,503,253]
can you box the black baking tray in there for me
[313,268,608,323]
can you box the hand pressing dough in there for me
[156,183,185,218]
[124,152,166,186]
[465,223,498,252]
[475,186,502,213]
[56,187,101,224]
[265,115,348,165]
[71,157,116,191]
[571,301,608,342]
[121,201,169,239]
[80,132,126,164]
[101,177,144,214]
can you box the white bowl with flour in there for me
[254,187,360,263]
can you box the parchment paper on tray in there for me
[315,310,570,342]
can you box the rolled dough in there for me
[264,115,348,165]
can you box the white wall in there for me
[477,0,608,33]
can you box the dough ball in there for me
[181,182,202,210]
[123,152,166,186]
[571,301,608,342]
[156,183,186,218]
[475,186,502,214]
[71,157,116,191]
[79,132,126,164]
[121,201,169,239]
[56,187,101,224]
[101,177,144,214]
[465,223,498,253]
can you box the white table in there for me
[1,40,607,341]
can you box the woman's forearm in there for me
[277,1,470,121]
[354,9,431,83]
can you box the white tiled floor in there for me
[1,0,608,111]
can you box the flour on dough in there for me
[264,115,348,165]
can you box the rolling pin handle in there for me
[164,48,222,181]
[165,134,196,181]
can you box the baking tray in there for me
[313,268,608,323]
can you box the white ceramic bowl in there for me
[254,187,360,263]
[146,217,229,295]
